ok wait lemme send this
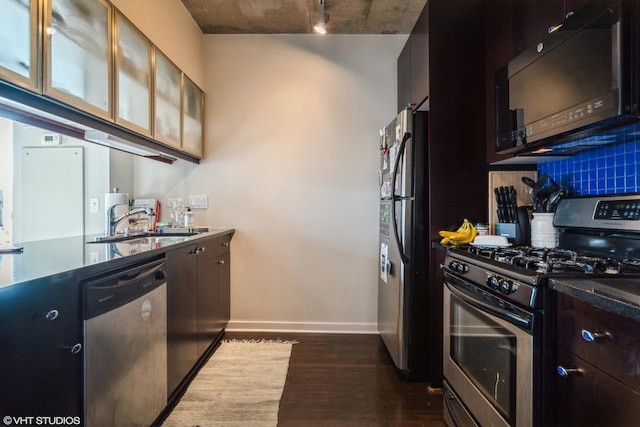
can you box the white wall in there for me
[111,1,407,332]
[200,35,405,332]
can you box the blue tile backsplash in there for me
[537,122,640,196]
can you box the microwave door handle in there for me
[445,279,532,331]
[391,132,411,264]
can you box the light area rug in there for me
[162,339,296,427]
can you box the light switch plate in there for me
[89,198,99,213]
[189,195,208,209]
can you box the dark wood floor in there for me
[224,331,445,427]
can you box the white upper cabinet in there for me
[0,0,39,89]
[182,75,203,158]
[0,0,206,161]
[114,12,152,136]
[153,49,181,149]
[44,0,113,120]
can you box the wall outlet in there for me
[167,198,181,209]
[189,195,208,209]
[89,198,100,213]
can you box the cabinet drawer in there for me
[0,274,80,363]
[556,292,640,391]
[556,349,640,427]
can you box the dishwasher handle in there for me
[92,261,165,290]
[84,258,166,319]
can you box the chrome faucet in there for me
[105,203,154,237]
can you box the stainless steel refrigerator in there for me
[378,108,429,381]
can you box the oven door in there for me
[443,273,533,427]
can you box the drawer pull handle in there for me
[218,260,225,265]
[45,310,59,321]
[557,366,582,377]
[581,329,612,342]
[64,343,82,354]
[221,242,229,247]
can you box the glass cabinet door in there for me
[0,0,39,89]
[44,0,112,119]
[115,13,152,136]
[154,50,181,149]
[182,75,203,158]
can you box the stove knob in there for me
[499,279,513,295]
[487,275,500,290]
[448,261,469,274]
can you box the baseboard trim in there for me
[226,320,379,334]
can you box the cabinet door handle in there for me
[45,309,59,321]
[581,329,612,342]
[221,242,229,247]
[557,366,582,377]
[218,260,225,265]
[63,343,83,354]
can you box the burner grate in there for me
[466,245,640,276]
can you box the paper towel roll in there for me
[105,192,129,233]
[105,192,128,212]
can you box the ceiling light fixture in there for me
[313,0,327,35]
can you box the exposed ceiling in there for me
[180,0,427,35]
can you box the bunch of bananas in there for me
[439,219,477,246]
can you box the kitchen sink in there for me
[88,231,199,243]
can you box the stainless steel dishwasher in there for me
[84,257,167,427]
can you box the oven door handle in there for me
[445,278,532,331]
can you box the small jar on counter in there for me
[183,207,194,228]
[475,223,490,236]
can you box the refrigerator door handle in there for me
[391,131,411,264]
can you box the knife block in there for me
[496,223,520,244]
[495,207,531,246]
[488,171,537,234]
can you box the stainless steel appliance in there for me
[378,108,430,380]
[443,193,640,427]
[84,257,167,427]
[496,0,640,156]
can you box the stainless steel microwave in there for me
[496,0,640,155]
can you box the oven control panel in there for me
[448,260,469,274]
[594,199,640,221]
[486,274,521,296]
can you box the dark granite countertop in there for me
[0,229,235,288]
[550,276,640,322]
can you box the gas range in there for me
[445,193,640,310]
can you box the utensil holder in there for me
[531,213,557,248]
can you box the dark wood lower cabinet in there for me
[555,292,640,426]
[166,233,232,398]
[556,349,640,427]
[0,327,82,419]
[196,238,220,358]
[166,244,199,397]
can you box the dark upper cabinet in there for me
[485,0,516,164]
[397,39,412,113]
[396,0,488,235]
[397,4,429,113]
[512,0,589,56]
